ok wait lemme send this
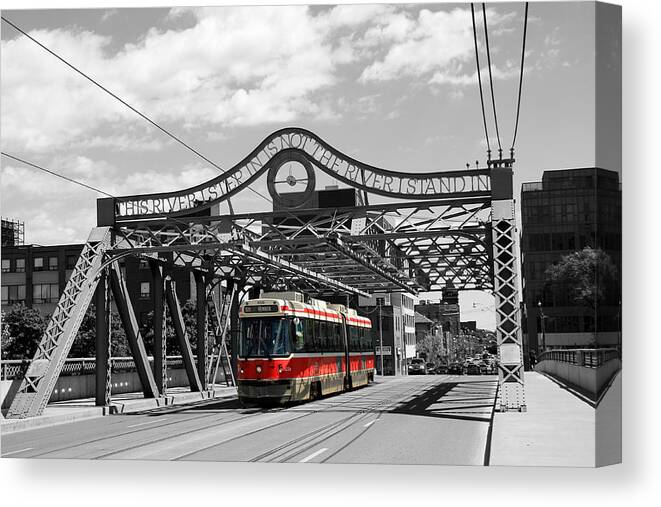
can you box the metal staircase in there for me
[6,227,112,418]
[206,282,237,388]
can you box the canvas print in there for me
[0,2,621,467]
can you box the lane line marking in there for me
[299,447,328,463]
[363,419,377,428]
[3,447,33,457]
[127,418,170,428]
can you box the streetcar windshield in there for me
[240,317,291,357]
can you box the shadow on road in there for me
[390,380,497,423]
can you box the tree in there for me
[416,331,445,363]
[71,304,130,357]
[1,303,46,360]
[142,299,198,356]
[544,247,620,308]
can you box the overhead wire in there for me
[0,15,265,211]
[481,3,502,159]
[1,151,115,198]
[470,3,491,160]
[510,2,529,157]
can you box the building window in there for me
[34,257,44,271]
[1,259,10,273]
[2,284,26,304]
[139,259,150,270]
[140,281,151,300]
[49,256,58,271]
[66,255,77,270]
[15,258,25,272]
[33,283,59,303]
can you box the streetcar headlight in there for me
[256,365,262,373]
[240,368,244,374]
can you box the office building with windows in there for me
[358,292,417,376]
[520,167,621,359]
[1,244,193,327]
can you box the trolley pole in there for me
[378,300,384,376]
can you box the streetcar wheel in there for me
[309,382,319,401]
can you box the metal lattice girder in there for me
[207,281,236,387]
[7,227,112,418]
[165,277,203,392]
[491,197,526,412]
[111,197,493,294]
[109,262,159,399]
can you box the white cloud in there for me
[359,7,517,88]
[2,5,522,155]
[1,6,366,153]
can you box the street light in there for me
[537,301,546,353]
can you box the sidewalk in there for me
[489,371,596,467]
[1,384,237,435]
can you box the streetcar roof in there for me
[240,297,371,327]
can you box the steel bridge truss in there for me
[6,131,525,418]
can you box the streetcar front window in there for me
[240,317,291,357]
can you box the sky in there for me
[0,2,606,329]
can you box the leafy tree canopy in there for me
[1,303,46,360]
[544,247,620,308]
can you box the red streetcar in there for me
[237,292,375,404]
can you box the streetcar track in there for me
[274,382,435,463]
[29,405,259,459]
[248,379,440,463]
[22,376,447,461]
[170,384,402,461]
[92,409,280,460]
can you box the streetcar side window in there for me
[319,320,329,351]
[364,327,373,351]
[349,325,360,352]
[329,322,341,351]
[305,318,316,352]
[292,318,305,352]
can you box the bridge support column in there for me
[110,262,159,399]
[151,261,167,396]
[490,164,526,412]
[230,282,243,379]
[95,268,111,407]
[195,271,208,390]
[165,277,203,392]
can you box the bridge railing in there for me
[2,356,191,381]
[537,348,620,368]
[535,348,621,402]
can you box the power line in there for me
[1,151,115,198]
[470,3,491,160]
[0,15,269,209]
[481,3,502,159]
[510,2,529,156]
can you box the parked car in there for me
[478,361,489,375]
[466,363,482,375]
[408,358,427,375]
[435,364,449,374]
[425,363,436,374]
[448,362,463,375]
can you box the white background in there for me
[1,0,658,505]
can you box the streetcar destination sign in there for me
[113,127,491,219]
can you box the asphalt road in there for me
[1,375,498,465]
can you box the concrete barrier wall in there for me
[1,367,232,409]
[535,358,621,396]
